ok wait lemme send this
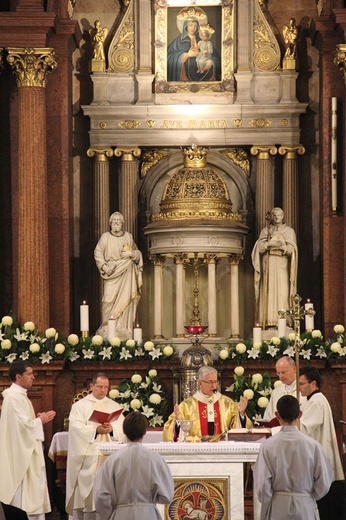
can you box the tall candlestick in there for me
[305,300,314,330]
[253,324,262,343]
[278,317,286,338]
[133,325,142,344]
[107,317,116,340]
[331,97,337,213]
[80,301,89,333]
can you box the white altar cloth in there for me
[98,441,261,520]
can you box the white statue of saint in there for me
[251,208,298,328]
[94,212,143,339]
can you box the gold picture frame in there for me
[154,0,235,93]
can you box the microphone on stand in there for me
[213,388,217,394]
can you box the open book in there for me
[256,417,280,428]
[89,408,123,424]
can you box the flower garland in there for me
[0,314,176,365]
[225,367,274,424]
[109,368,168,427]
[218,325,346,364]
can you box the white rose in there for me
[144,341,154,351]
[274,380,283,388]
[271,336,280,345]
[234,366,244,376]
[149,393,162,405]
[288,332,296,341]
[92,335,103,346]
[126,339,135,347]
[243,389,254,400]
[334,324,345,334]
[68,333,79,346]
[109,389,119,399]
[330,342,342,353]
[219,349,229,360]
[252,373,263,384]
[1,339,11,350]
[258,397,269,408]
[235,343,247,354]
[45,327,56,338]
[253,342,262,350]
[110,337,121,347]
[148,369,157,378]
[23,321,35,332]
[54,343,65,354]
[163,346,173,357]
[131,374,142,384]
[130,398,141,410]
[1,316,13,327]
[311,329,322,338]
[29,343,40,353]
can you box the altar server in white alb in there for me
[0,360,56,520]
[253,395,333,520]
[263,356,306,423]
[66,372,125,520]
[299,366,345,520]
[94,411,174,520]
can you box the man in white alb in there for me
[66,372,125,520]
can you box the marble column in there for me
[136,0,155,103]
[173,253,188,337]
[87,147,114,241]
[114,147,141,239]
[250,145,277,235]
[205,254,219,337]
[150,254,166,339]
[228,254,243,339]
[7,47,57,330]
[278,145,305,232]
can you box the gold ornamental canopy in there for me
[152,145,240,223]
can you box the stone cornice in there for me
[0,12,57,47]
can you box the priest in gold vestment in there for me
[163,366,251,441]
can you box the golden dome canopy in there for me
[152,146,239,222]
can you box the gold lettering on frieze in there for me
[160,120,228,129]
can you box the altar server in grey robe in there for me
[253,395,333,520]
[94,412,174,520]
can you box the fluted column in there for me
[7,47,57,330]
[114,147,141,239]
[250,145,278,235]
[278,145,305,231]
[173,253,188,337]
[87,147,114,241]
[228,254,243,339]
[150,254,166,339]
[205,254,219,337]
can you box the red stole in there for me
[198,400,221,435]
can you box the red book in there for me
[89,408,123,424]
[256,417,280,428]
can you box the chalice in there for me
[179,420,194,442]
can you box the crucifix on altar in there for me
[278,294,316,400]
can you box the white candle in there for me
[107,317,116,340]
[278,318,286,338]
[305,300,314,330]
[80,301,89,332]
[253,324,262,344]
[331,97,337,213]
[133,326,142,344]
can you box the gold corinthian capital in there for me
[7,48,57,88]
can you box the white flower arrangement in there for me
[111,369,168,427]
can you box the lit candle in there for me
[253,324,262,344]
[107,317,116,340]
[305,300,314,331]
[133,325,142,344]
[331,97,337,213]
[278,318,286,338]
[80,301,89,332]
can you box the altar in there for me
[98,441,262,520]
